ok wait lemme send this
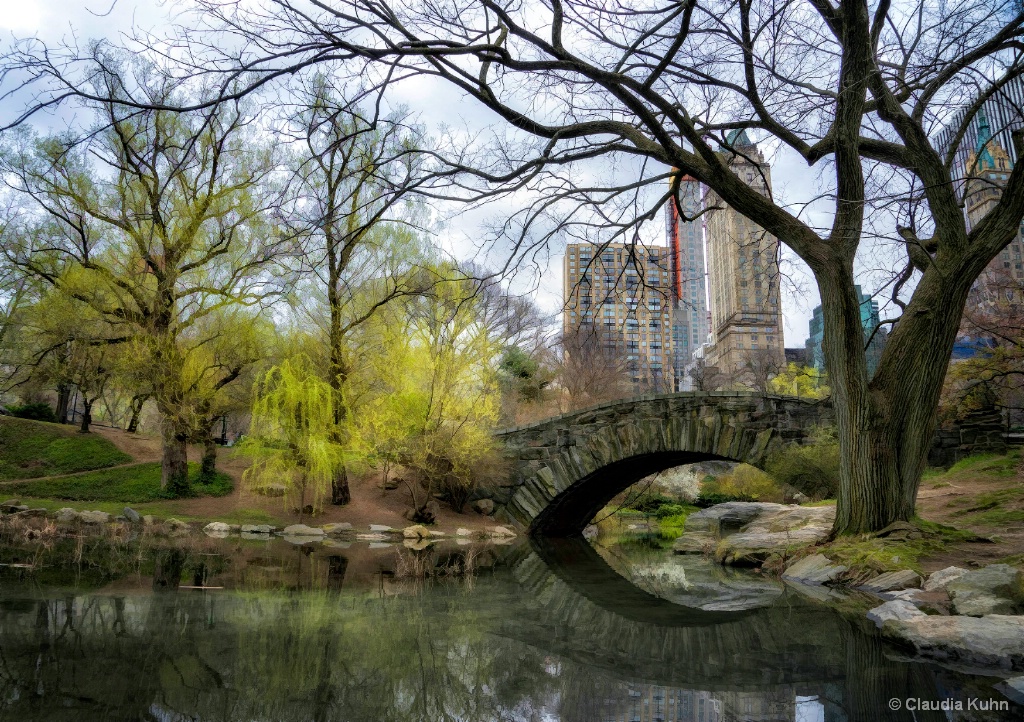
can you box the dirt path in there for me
[915,453,1024,572]
[84,426,498,531]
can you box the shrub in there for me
[624,491,676,514]
[8,403,57,423]
[693,492,756,508]
[701,464,784,502]
[765,429,841,500]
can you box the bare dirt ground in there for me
[914,452,1024,572]
[90,426,499,532]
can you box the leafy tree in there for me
[348,270,502,517]
[769,363,830,399]
[1,57,284,494]
[282,76,430,505]
[237,355,345,518]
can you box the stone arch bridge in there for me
[488,392,834,536]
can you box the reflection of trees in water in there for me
[0,539,1020,721]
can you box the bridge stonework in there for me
[489,392,833,536]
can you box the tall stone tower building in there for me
[963,110,1023,304]
[666,175,710,391]
[703,131,785,385]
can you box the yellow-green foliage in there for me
[346,271,502,508]
[769,363,829,399]
[237,355,344,514]
[703,464,784,502]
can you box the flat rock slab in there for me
[947,564,1024,617]
[867,600,926,628]
[684,502,789,535]
[882,614,1024,672]
[782,554,848,585]
[923,566,969,593]
[673,532,715,555]
[321,523,352,535]
[281,524,325,537]
[241,524,275,534]
[995,676,1024,705]
[859,570,923,594]
[716,527,829,566]
[79,511,111,524]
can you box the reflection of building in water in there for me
[597,684,720,721]
[594,683,803,722]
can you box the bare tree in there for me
[4,0,1024,532]
[558,323,633,410]
[687,357,724,393]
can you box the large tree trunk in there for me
[79,397,93,433]
[161,423,190,496]
[331,466,351,505]
[55,383,72,424]
[126,394,148,433]
[200,433,218,484]
[825,265,972,535]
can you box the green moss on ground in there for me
[813,518,977,576]
[0,417,131,480]
[1,462,232,502]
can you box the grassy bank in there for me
[1,462,233,502]
[0,416,131,479]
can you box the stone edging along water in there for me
[0,499,517,547]
[672,500,1024,683]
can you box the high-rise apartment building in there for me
[563,242,674,391]
[702,131,785,384]
[666,175,710,391]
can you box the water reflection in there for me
[0,532,1017,721]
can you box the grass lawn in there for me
[0,416,131,480]
[0,462,232,502]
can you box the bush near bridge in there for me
[0,416,131,480]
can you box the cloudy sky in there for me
[1,0,831,346]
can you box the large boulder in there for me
[54,508,80,523]
[782,553,848,585]
[683,502,789,535]
[947,564,1024,616]
[866,600,926,628]
[240,524,275,534]
[882,614,1024,672]
[923,566,969,593]
[403,525,431,539]
[203,522,233,537]
[78,510,111,524]
[676,503,835,566]
[472,498,495,516]
[122,507,142,524]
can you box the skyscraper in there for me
[666,175,710,391]
[703,131,785,386]
[806,285,887,377]
[563,242,674,392]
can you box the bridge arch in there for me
[490,392,833,536]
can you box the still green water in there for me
[0,532,1018,721]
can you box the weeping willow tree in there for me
[237,355,344,518]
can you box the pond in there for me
[0,529,1018,721]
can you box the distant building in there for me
[784,347,808,366]
[666,175,710,391]
[806,285,886,377]
[563,242,674,391]
[703,130,785,385]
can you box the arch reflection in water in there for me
[0,537,1015,721]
